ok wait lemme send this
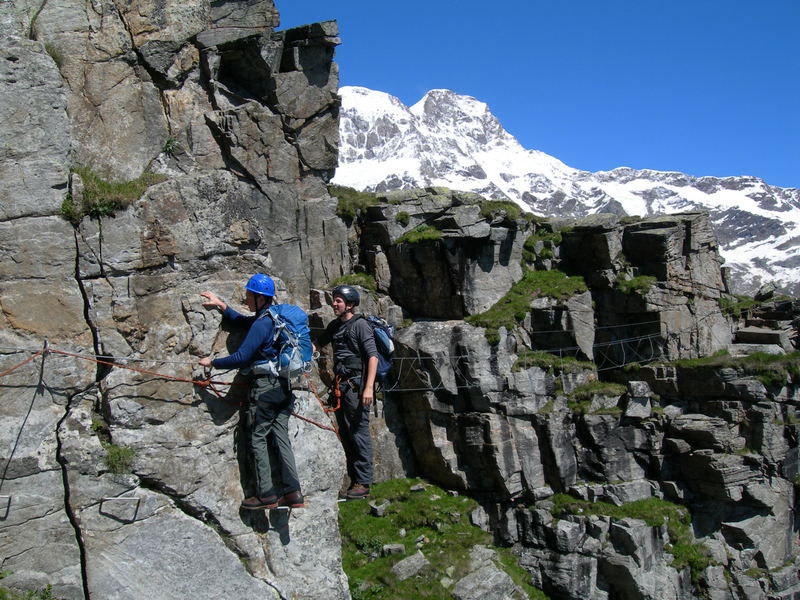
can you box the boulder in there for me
[452,546,527,600]
[391,550,430,581]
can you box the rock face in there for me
[335,191,800,599]
[1,1,350,598]
[359,190,730,364]
[2,2,800,600]
[559,212,732,364]
[361,188,523,318]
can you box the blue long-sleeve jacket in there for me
[211,306,277,369]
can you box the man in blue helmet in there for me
[313,284,378,500]
[199,274,304,510]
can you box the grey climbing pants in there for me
[334,378,373,486]
[249,376,300,496]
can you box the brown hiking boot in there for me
[278,490,305,508]
[241,494,279,510]
[345,484,370,500]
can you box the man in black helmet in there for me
[314,285,378,500]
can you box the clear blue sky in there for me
[278,1,799,189]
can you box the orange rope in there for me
[328,375,343,412]
[0,350,44,378]
[302,374,340,438]
[47,348,204,386]
[2,346,339,434]
[46,347,238,405]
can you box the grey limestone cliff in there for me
[1,1,351,598]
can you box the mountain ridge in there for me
[335,85,800,296]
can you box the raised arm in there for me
[200,291,227,313]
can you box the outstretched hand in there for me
[198,292,224,370]
[201,291,226,312]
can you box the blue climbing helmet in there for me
[245,273,275,297]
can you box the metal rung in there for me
[100,496,141,522]
[0,495,10,520]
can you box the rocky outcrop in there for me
[365,314,800,599]
[337,193,800,598]
[558,212,732,364]
[360,191,731,364]
[451,545,527,600]
[360,188,524,318]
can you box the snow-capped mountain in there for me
[335,85,800,297]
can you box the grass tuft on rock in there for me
[339,478,546,600]
[615,274,657,296]
[550,494,712,586]
[567,381,627,414]
[478,200,522,225]
[0,571,56,600]
[62,166,166,223]
[512,349,595,374]
[667,350,800,389]
[396,224,442,244]
[329,185,379,221]
[466,269,587,344]
[102,442,135,474]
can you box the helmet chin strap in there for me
[254,294,270,312]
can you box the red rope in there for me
[290,409,337,434]
[301,374,340,438]
[0,350,44,379]
[47,348,204,386]
[3,346,338,434]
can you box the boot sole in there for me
[241,501,279,510]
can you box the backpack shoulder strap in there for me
[344,313,364,340]
[345,314,364,327]
[262,307,282,338]
[341,314,367,362]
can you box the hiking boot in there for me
[278,490,305,508]
[338,485,352,500]
[241,494,279,510]
[345,484,370,500]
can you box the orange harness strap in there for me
[329,375,343,412]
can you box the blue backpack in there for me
[252,304,314,379]
[367,315,395,381]
[347,314,395,383]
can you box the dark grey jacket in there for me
[316,314,378,378]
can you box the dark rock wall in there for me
[351,192,800,599]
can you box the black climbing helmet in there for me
[332,284,360,306]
